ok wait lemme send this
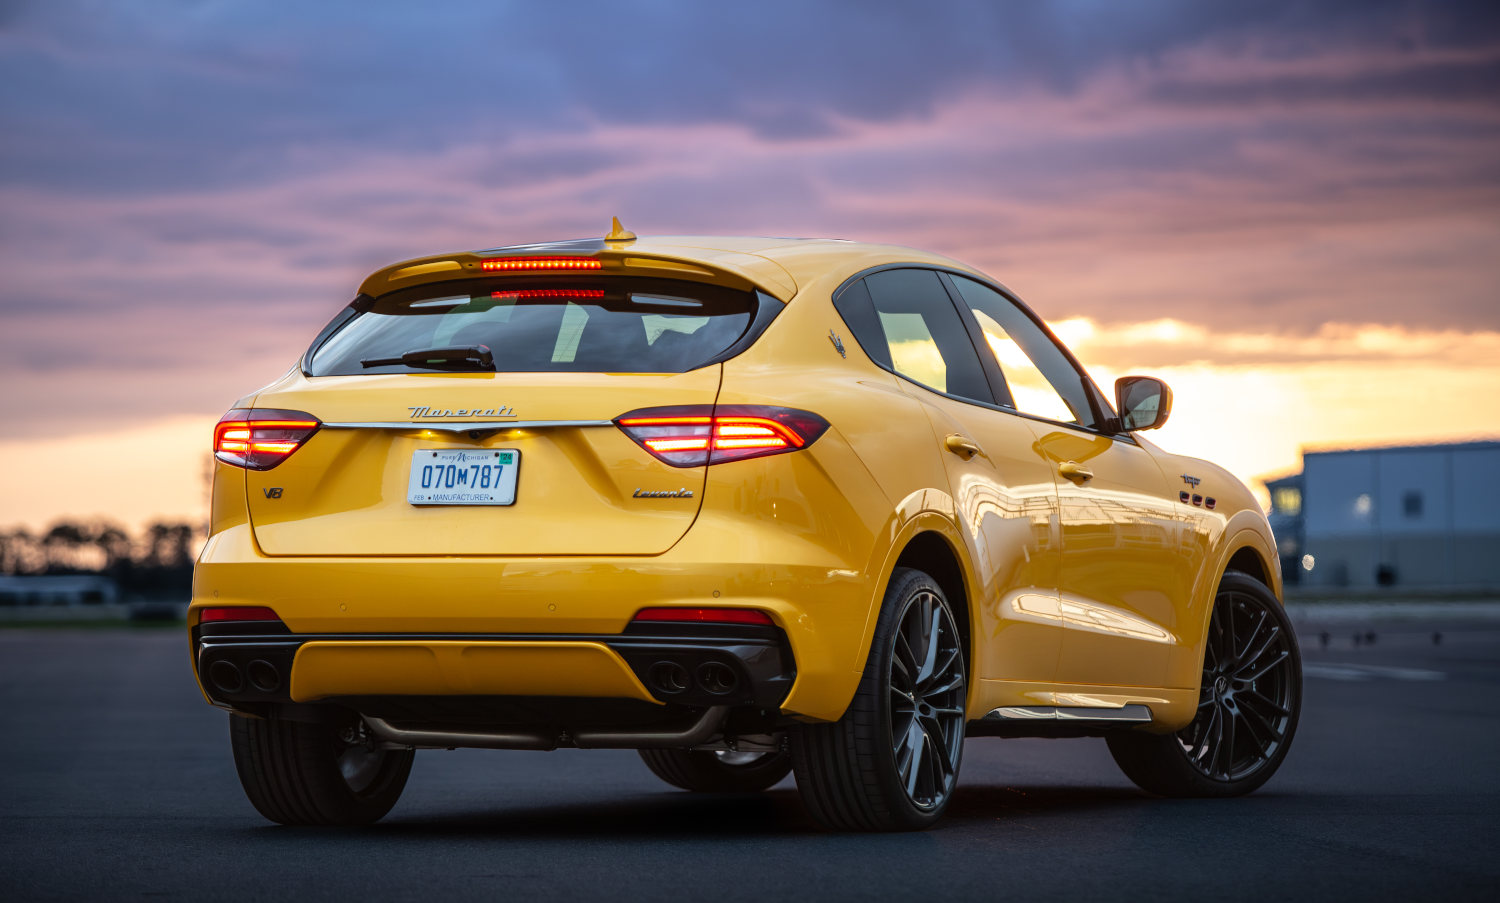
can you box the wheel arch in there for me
[851,512,977,707]
[1225,545,1273,590]
[1175,521,1284,692]
[892,531,973,686]
[1213,520,1282,603]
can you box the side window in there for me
[834,269,992,403]
[948,275,1100,430]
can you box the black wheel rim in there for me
[338,745,386,794]
[714,750,774,767]
[336,720,388,794]
[1180,590,1296,781]
[888,589,966,810]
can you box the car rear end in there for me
[190,243,887,749]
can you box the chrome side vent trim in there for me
[983,704,1153,724]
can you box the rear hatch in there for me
[246,275,761,556]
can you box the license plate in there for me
[407,449,519,506]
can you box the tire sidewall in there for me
[864,568,967,828]
[1156,571,1303,797]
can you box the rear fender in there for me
[848,500,976,712]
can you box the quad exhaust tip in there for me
[647,661,690,695]
[208,660,244,695]
[205,657,284,696]
[645,659,741,697]
[246,659,281,693]
[696,661,738,695]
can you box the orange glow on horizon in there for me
[0,321,1497,531]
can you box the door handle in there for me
[1059,461,1094,482]
[944,434,983,459]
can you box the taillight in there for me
[198,606,281,622]
[214,409,320,470]
[633,607,774,626]
[616,405,830,467]
[479,256,602,271]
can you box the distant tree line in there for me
[0,520,203,597]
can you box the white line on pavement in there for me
[1303,663,1446,681]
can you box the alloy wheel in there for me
[1180,590,1297,781]
[887,589,966,810]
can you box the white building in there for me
[1265,441,1500,590]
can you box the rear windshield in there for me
[308,278,758,375]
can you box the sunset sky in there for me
[2,0,1498,531]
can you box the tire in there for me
[1107,570,1302,797]
[638,745,792,792]
[791,567,968,831]
[230,711,414,826]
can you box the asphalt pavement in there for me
[2,609,1498,902]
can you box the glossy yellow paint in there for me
[1039,428,1190,690]
[903,387,1063,695]
[191,235,1281,731]
[287,640,656,703]
[246,370,722,556]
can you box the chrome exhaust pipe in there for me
[573,705,728,749]
[362,705,729,751]
[362,716,556,751]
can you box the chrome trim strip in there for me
[363,705,728,751]
[322,419,613,432]
[984,704,1153,724]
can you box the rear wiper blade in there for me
[361,345,495,371]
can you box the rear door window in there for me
[834,269,993,404]
[309,278,757,375]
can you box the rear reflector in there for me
[616,405,830,467]
[198,606,282,623]
[633,607,774,626]
[214,409,320,471]
[479,257,602,272]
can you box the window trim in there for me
[831,263,1130,443]
[300,295,373,376]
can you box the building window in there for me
[1403,490,1423,519]
[1272,487,1301,517]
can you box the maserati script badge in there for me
[408,405,516,419]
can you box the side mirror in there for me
[1115,376,1172,431]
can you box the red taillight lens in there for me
[615,405,830,467]
[633,607,774,626]
[479,257,602,272]
[214,409,320,470]
[198,606,281,623]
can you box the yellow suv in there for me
[191,225,1301,830]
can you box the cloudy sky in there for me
[2,0,1498,529]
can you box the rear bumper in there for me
[194,620,795,711]
[192,522,880,721]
